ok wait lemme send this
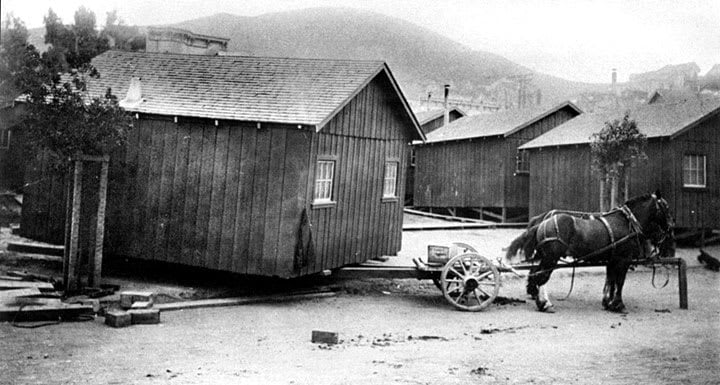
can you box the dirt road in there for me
[1,225,719,384]
[2,265,718,385]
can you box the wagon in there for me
[334,242,688,312]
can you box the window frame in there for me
[683,153,706,188]
[515,149,529,175]
[382,159,400,202]
[312,156,338,208]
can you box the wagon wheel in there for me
[440,253,500,311]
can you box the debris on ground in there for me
[697,249,720,272]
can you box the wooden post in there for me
[89,157,109,287]
[599,177,606,212]
[63,160,83,293]
[677,258,688,310]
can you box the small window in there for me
[683,154,706,188]
[516,150,529,174]
[314,160,335,202]
[0,128,9,149]
[409,148,416,167]
[383,161,398,198]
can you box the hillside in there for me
[25,8,607,106]
[171,8,605,105]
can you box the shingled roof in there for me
[88,50,422,137]
[520,96,720,150]
[424,101,581,143]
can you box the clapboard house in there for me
[405,107,466,204]
[413,102,581,221]
[520,96,720,229]
[21,50,424,278]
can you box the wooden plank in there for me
[155,122,178,262]
[89,159,109,287]
[0,280,55,291]
[219,126,242,272]
[303,132,319,276]
[262,128,288,274]
[0,303,93,322]
[207,126,230,269]
[180,123,204,266]
[63,160,82,293]
[247,127,271,274]
[145,121,165,260]
[276,130,311,276]
[232,124,256,274]
[166,123,191,264]
[155,290,336,312]
[0,288,42,300]
[193,125,217,267]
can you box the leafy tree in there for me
[0,14,47,103]
[41,7,109,74]
[590,112,647,210]
[102,10,146,51]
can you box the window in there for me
[314,160,335,202]
[0,128,9,149]
[383,161,398,198]
[516,150,529,174]
[683,154,706,188]
[409,148,416,167]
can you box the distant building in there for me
[628,63,701,93]
[146,27,229,55]
[413,101,582,222]
[520,96,720,229]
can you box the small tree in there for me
[590,112,647,210]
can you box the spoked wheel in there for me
[440,253,500,311]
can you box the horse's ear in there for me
[653,190,663,199]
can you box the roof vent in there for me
[120,77,143,109]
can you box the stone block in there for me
[104,310,131,328]
[129,308,160,325]
[119,291,155,309]
[311,330,339,345]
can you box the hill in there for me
[171,8,605,106]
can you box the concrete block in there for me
[130,301,153,309]
[129,308,160,325]
[311,330,339,345]
[119,291,155,309]
[104,310,131,328]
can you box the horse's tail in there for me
[505,224,541,263]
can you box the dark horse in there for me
[505,192,676,313]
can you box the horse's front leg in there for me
[533,255,558,313]
[602,266,615,310]
[609,261,630,313]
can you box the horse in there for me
[505,192,676,313]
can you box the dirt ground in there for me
[1,226,719,385]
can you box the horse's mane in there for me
[624,193,653,207]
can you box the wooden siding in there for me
[528,111,719,228]
[0,105,27,191]
[414,138,505,208]
[414,106,579,209]
[20,71,415,277]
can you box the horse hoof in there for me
[536,301,555,313]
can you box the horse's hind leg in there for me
[526,265,539,299]
[602,266,616,310]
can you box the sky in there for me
[1,0,718,83]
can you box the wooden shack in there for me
[519,96,720,229]
[405,107,465,204]
[413,102,581,221]
[20,50,424,278]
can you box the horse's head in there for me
[626,191,676,259]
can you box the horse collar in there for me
[620,205,644,236]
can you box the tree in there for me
[0,14,47,103]
[41,7,109,74]
[102,10,146,51]
[590,113,647,210]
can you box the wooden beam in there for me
[64,160,82,293]
[0,303,93,322]
[154,290,336,312]
[404,208,489,224]
[0,280,55,291]
[89,159,109,288]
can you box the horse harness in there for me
[535,205,648,264]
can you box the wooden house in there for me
[519,96,720,229]
[405,107,465,204]
[413,102,581,221]
[20,50,424,278]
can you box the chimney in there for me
[120,77,143,108]
[443,84,450,127]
